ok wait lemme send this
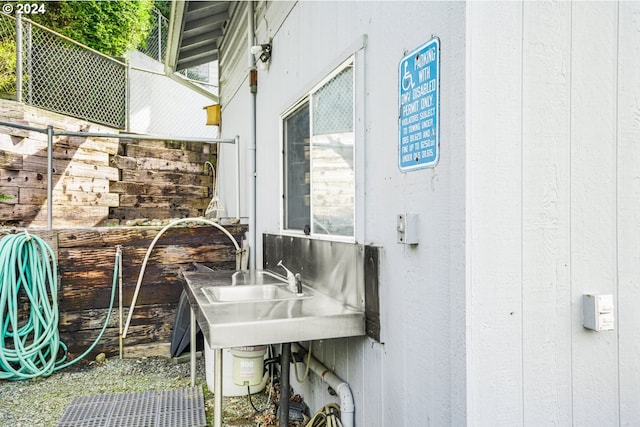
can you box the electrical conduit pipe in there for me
[292,342,355,427]
[247,0,257,270]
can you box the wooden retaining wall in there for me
[109,138,215,222]
[0,100,120,227]
[0,224,246,359]
[0,100,237,360]
[0,99,217,227]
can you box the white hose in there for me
[292,341,312,383]
[122,218,242,339]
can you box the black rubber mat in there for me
[56,386,206,427]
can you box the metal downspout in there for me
[235,134,241,220]
[248,1,257,270]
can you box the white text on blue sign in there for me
[398,38,440,171]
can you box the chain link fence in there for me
[136,8,216,86]
[1,11,218,135]
[138,8,168,63]
[0,12,18,97]
[1,12,126,128]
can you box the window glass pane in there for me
[283,103,310,231]
[312,65,353,135]
[311,65,354,236]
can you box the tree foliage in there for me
[0,39,16,95]
[29,0,154,57]
[154,1,171,19]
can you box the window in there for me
[283,58,354,238]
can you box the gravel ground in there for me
[0,355,276,427]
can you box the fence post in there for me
[26,21,32,103]
[15,12,22,102]
[125,61,131,131]
[157,10,162,62]
[46,125,53,230]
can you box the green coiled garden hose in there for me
[0,231,118,381]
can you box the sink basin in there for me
[182,270,365,348]
[203,284,306,304]
[231,270,286,285]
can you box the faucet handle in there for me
[277,260,294,278]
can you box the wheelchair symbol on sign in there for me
[401,62,414,92]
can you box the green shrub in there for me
[29,0,154,57]
[0,38,16,96]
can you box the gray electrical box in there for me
[397,214,419,245]
[583,294,614,332]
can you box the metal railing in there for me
[0,119,238,230]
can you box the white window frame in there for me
[278,35,367,243]
[280,56,357,243]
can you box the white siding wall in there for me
[467,1,640,425]
[216,0,640,425]
[219,1,467,425]
[618,2,640,423]
[466,1,525,423]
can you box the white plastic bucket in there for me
[230,346,267,386]
[204,341,267,396]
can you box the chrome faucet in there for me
[277,260,298,294]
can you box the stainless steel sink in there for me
[231,270,286,286]
[203,283,307,304]
[182,270,365,349]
